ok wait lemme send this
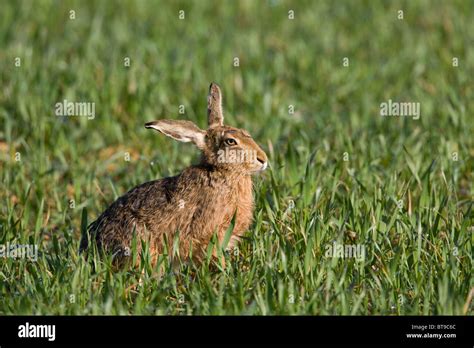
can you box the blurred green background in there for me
[0,0,472,315]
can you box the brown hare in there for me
[80,83,268,267]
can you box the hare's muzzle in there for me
[257,156,268,171]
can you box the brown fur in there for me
[80,83,268,267]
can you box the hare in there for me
[80,83,268,267]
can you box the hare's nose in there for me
[257,157,268,170]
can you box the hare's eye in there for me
[224,138,237,146]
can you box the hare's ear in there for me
[207,82,224,128]
[145,120,206,149]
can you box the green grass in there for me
[0,0,473,315]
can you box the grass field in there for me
[0,0,473,315]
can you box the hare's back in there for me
[81,176,178,251]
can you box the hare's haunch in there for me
[80,83,268,266]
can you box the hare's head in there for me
[145,83,268,174]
